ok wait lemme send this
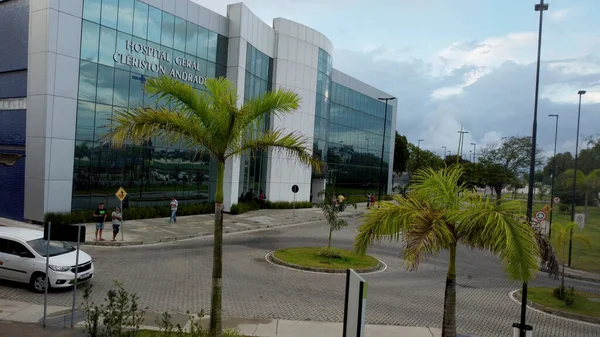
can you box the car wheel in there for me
[30,273,49,293]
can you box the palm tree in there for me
[104,76,320,337]
[562,169,600,217]
[354,166,555,337]
[552,221,590,289]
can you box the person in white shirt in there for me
[111,207,122,241]
[169,197,178,223]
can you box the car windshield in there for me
[27,238,76,257]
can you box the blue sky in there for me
[199,0,600,159]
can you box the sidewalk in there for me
[0,203,369,247]
[0,298,442,337]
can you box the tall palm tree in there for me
[354,166,556,337]
[104,76,320,337]
[562,169,600,217]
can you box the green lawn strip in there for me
[273,247,379,270]
[138,331,253,337]
[526,287,600,318]
[517,200,600,274]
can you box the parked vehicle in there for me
[0,227,94,292]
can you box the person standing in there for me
[366,192,371,208]
[111,207,122,242]
[93,202,107,241]
[169,196,178,223]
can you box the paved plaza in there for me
[1,210,599,337]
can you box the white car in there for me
[0,227,94,292]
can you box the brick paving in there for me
[0,215,599,337]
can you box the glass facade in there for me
[73,0,228,210]
[313,47,392,194]
[238,43,273,200]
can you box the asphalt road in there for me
[0,219,599,337]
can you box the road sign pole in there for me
[71,225,81,327]
[292,193,296,224]
[43,221,51,328]
[121,199,124,241]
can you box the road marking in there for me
[508,289,600,327]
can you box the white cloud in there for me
[548,9,571,23]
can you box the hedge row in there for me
[230,200,313,215]
[44,203,214,225]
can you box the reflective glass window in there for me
[113,69,130,107]
[83,0,101,23]
[78,61,97,102]
[76,101,96,141]
[217,35,228,66]
[115,31,132,71]
[197,27,208,60]
[207,31,217,63]
[185,22,198,55]
[94,104,113,141]
[129,73,144,106]
[96,65,114,105]
[147,7,162,43]
[98,26,117,66]
[101,0,118,29]
[81,20,100,62]
[206,62,216,77]
[161,12,174,48]
[173,17,187,52]
[117,0,134,34]
[133,1,148,39]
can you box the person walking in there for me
[169,196,178,223]
[111,207,122,241]
[93,202,107,241]
[366,192,371,208]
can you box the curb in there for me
[81,211,363,247]
[540,268,600,285]
[514,291,600,325]
[267,251,384,274]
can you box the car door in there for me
[0,238,35,283]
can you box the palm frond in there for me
[235,88,300,128]
[144,76,212,124]
[454,197,540,282]
[226,126,321,173]
[533,227,560,279]
[354,194,454,269]
[410,166,463,209]
[101,106,215,154]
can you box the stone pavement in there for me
[0,203,368,247]
[0,298,444,337]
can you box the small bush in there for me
[317,247,343,259]
[553,286,565,300]
[44,202,214,225]
[553,285,576,307]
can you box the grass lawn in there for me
[273,247,379,270]
[517,199,600,273]
[526,287,600,318]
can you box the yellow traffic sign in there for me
[115,187,128,201]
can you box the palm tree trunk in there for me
[209,162,225,337]
[327,225,333,249]
[442,244,457,337]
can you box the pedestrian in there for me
[169,196,178,223]
[370,193,376,208]
[111,207,122,241]
[366,193,371,208]
[93,202,107,241]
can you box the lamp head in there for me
[578,90,586,95]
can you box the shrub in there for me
[316,247,343,259]
[553,285,576,307]
[230,200,313,214]
[44,202,214,225]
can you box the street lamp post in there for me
[517,2,548,337]
[469,150,473,162]
[471,143,477,163]
[377,97,396,206]
[457,127,469,161]
[418,139,424,148]
[548,114,559,238]
[442,146,447,158]
[568,90,586,267]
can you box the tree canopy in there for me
[393,132,409,173]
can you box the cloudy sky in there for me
[196,0,600,160]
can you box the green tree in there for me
[579,134,600,174]
[354,166,556,337]
[406,143,444,176]
[480,136,544,174]
[318,187,357,249]
[561,169,600,216]
[543,152,574,181]
[478,161,516,202]
[105,76,320,337]
[394,132,409,173]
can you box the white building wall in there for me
[24,1,83,222]
[264,19,333,203]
